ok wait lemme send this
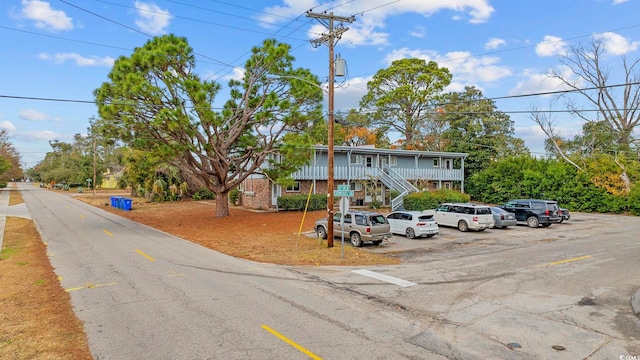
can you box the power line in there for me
[92,0,310,41]
[2,80,638,114]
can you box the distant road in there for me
[18,183,437,360]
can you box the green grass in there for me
[0,247,17,260]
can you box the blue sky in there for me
[2,0,639,167]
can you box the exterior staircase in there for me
[378,167,419,211]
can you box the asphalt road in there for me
[9,183,640,359]
[17,184,440,360]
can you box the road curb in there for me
[632,288,640,315]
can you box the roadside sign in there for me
[337,184,351,191]
[333,189,354,197]
[339,196,350,215]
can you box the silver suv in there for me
[315,211,392,247]
[433,203,494,232]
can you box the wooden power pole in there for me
[306,11,355,248]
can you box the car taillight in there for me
[366,227,371,233]
[473,216,478,222]
[416,222,426,226]
[500,214,505,220]
[545,209,550,216]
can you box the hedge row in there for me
[277,194,328,211]
[403,189,470,211]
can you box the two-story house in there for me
[238,145,468,210]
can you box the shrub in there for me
[229,188,240,204]
[192,188,215,200]
[403,189,470,211]
[0,182,6,188]
[277,194,327,211]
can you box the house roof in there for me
[313,145,468,158]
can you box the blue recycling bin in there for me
[110,196,121,208]
[122,198,132,211]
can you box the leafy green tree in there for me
[544,120,620,157]
[360,58,452,149]
[94,35,323,217]
[467,155,636,214]
[0,130,21,180]
[33,135,104,187]
[438,86,528,178]
[333,110,390,147]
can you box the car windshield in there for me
[476,207,491,215]
[491,207,507,214]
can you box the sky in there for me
[2,0,640,168]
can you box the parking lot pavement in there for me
[364,212,609,262]
[295,212,640,358]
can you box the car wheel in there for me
[372,240,382,245]
[405,228,416,239]
[316,226,327,239]
[350,232,363,247]
[526,216,539,228]
[457,220,469,232]
[541,223,551,227]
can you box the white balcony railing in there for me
[290,166,464,181]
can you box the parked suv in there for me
[433,203,494,232]
[315,211,392,247]
[501,199,561,228]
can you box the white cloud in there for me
[23,130,60,141]
[594,32,639,55]
[508,66,579,96]
[38,52,115,67]
[0,121,17,132]
[134,1,173,35]
[334,76,371,111]
[19,109,49,121]
[485,37,506,50]
[410,26,426,38]
[261,0,494,45]
[613,0,629,4]
[219,67,245,82]
[383,47,512,85]
[535,35,568,57]
[20,0,73,31]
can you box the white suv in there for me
[434,203,494,232]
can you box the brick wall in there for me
[239,178,272,210]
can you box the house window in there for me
[351,154,363,165]
[286,182,300,192]
[389,156,397,166]
[433,158,440,167]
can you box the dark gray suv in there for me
[501,199,561,228]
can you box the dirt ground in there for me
[73,191,399,266]
[0,189,92,359]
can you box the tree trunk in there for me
[215,191,230,217]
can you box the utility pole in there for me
[307,11,355,248]
[93,136,97,195]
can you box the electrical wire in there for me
[2,80,637,115]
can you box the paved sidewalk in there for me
[0,186,33,250]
